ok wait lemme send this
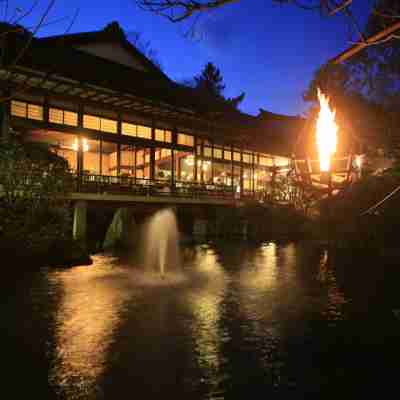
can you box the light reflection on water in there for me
[8,241,383,398]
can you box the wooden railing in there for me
[78,174,238,199]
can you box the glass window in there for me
[49,108,63,124]
[83,114,100,130]
[214,147,223,159]
[177,133,194,147]
[120,145,136,177]
[204,146,212,158]
[11,100,43,120]
[175,151,195,182]
[233,151,241,162]
[49,108,78,126]
[155,128,172,143]
[224,149,232,161]
[243,153,252,164]
[137,125,152,139]
[122,122,137,137]
[155,148,172,181]
[101,141,118,176]
[213,162,231,186]
[260,156,273,167]
[27,104,43,120]
[11,100,26,118]
[83,138,101,175]
[100,118,117,133]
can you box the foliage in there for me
[188,62,245,109]
[0,132,79,265]
[318,172,400,250]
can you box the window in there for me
[242,153,252,164]
[177,133,194,147]
[260,156,273,167]
[83,115,100,130]
[49,108,78,126]
[224,149,232,161]
[214,148,223,159]
[204,146,212,158]
[233,152,241,162]
[83,114,117,133]
[155,128,172,143]
[137,125,152,139]
[101,118,117,133]
[11,100,43,121]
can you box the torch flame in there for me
[316,88,338,172]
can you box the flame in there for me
[316,88,338,172]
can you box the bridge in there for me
[70,173,299,248]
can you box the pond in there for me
[3,241,400,399]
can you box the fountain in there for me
[142,208,180,278]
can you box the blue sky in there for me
[6,0,370,116]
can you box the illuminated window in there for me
[177,133,194,147]
[84,114,117,133]
[224,149,232,160]
[11,100,26,117]
[122,122,137,137]
[49,108,78,126]
[204,146,212,158]
[155,128,172,143]
[28,104,43,120]
[260,156,273,166]
[214,148,222,159]
[101,118,117,133]
[233,151,241,162]
[83,115,100,130]
[243,153,252,163]
[137,125,152,139]
[11,100,43,120]
[196,145,202,155]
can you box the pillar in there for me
[73,201,87,245]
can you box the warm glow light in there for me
[185,155,195,166]
[316,88,338,172]
[72,138,89,152]
[355,155,363,169]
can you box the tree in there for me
[0,131,78,263]
[190,62,245,109]
[194,62,225,97]
[136,1,356,22]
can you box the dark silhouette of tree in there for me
[190,62,245,109]
[194,62,225,97]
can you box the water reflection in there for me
[49,256,130,399]
[186,246,227,395]
[8,241,377,399]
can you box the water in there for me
[142,208,180,277]
[3,241,400,399]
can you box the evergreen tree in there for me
[192,62,245,110]
[194,62,226,98]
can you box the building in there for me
[0,21,304,200]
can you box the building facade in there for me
[0,22,299,200]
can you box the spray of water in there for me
[141,208,180,278]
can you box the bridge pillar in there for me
[103,208,136,250]
[73,200,87,245]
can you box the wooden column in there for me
[194,135,198,183]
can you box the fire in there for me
[316,88,338,172]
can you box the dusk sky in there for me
[11,0,370,116]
